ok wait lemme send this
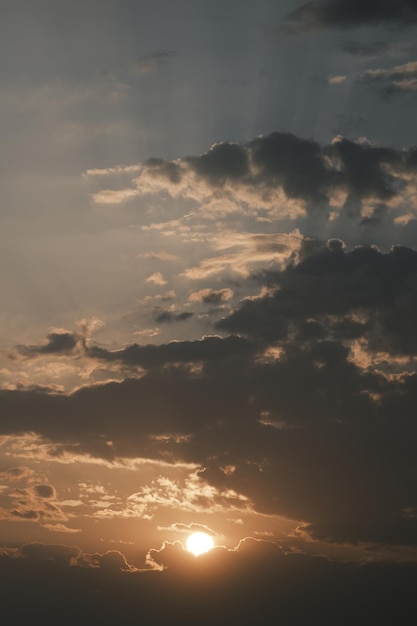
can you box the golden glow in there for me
[186,531,215,556]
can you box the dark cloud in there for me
[0,539,415,624]
[330,137,401,199]
[33,484,55,499]
[16,332,78,357]
[185,141,250,185]
[80,550,136,572]
[216,241,417,355]
[144,157,182,184]
[20,542,80,564]
[87,335,256,369]
[141,132,415,210]
[249,132,330,202]
[284,0,417,32]
[11,509,39,520]
[154,310,194,324]
[406,147,417,169]
[340,39,392,56]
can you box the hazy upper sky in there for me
[1,1,417,622]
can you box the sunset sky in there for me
[1,0,417,622]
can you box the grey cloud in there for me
[87,335,256,369]
[154,310,194,323]
[16,332,78,357]
[284,0,417,32]
[20,542,80,564]
[249,132,332,203]
[144,157,182,183]
[196,344,417,544]
[13,543,135,571]
[33,484,55,499]
[216,241,417,355]
[12,509,39,520]
[340,39,392,56]
[360,60,417,96]
[0,539,415,623]
[200,290,231,305]
[80,550,136,572]
[383,79,417,97]
[330,137,401,199]
[141,132,415,209]
[407,147,417,169]
[185,141,250,185]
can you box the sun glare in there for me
[186,532,215,556]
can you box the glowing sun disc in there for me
[186,532,215,556]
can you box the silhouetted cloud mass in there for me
[0,539,415,624]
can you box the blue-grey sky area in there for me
[1,1,417,623]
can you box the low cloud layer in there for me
[0,538,415,624]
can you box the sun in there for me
[186,531,215,556]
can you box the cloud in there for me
[86,335,256,369]
[154,310,193,324]
[215,240,417,353]
[157,521,217,536]
[135,49,176,74]
[145,272,167,286]
[181,231,304,280]
[79,549,137,571]
[3,301,417,547]
[16,331,79,357]
[91,188,140,204]
[5,542,137,571]
[138,251,180,262]
[20,542,81,564]
[184,141,250,184]
[0,479,70,528]
[4,192,417,548]
[0,466,34,481]
[283,0,417,32]
[33,484,55,499]
[340,39,393,57]
[328,75,348,85]
[361,60,417,96]
[127,472,251,519]
[87,133,417,235]
[1,537,415,623]
[13,320,103,363]
[188,288,234,304]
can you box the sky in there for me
[1,0,417,622]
